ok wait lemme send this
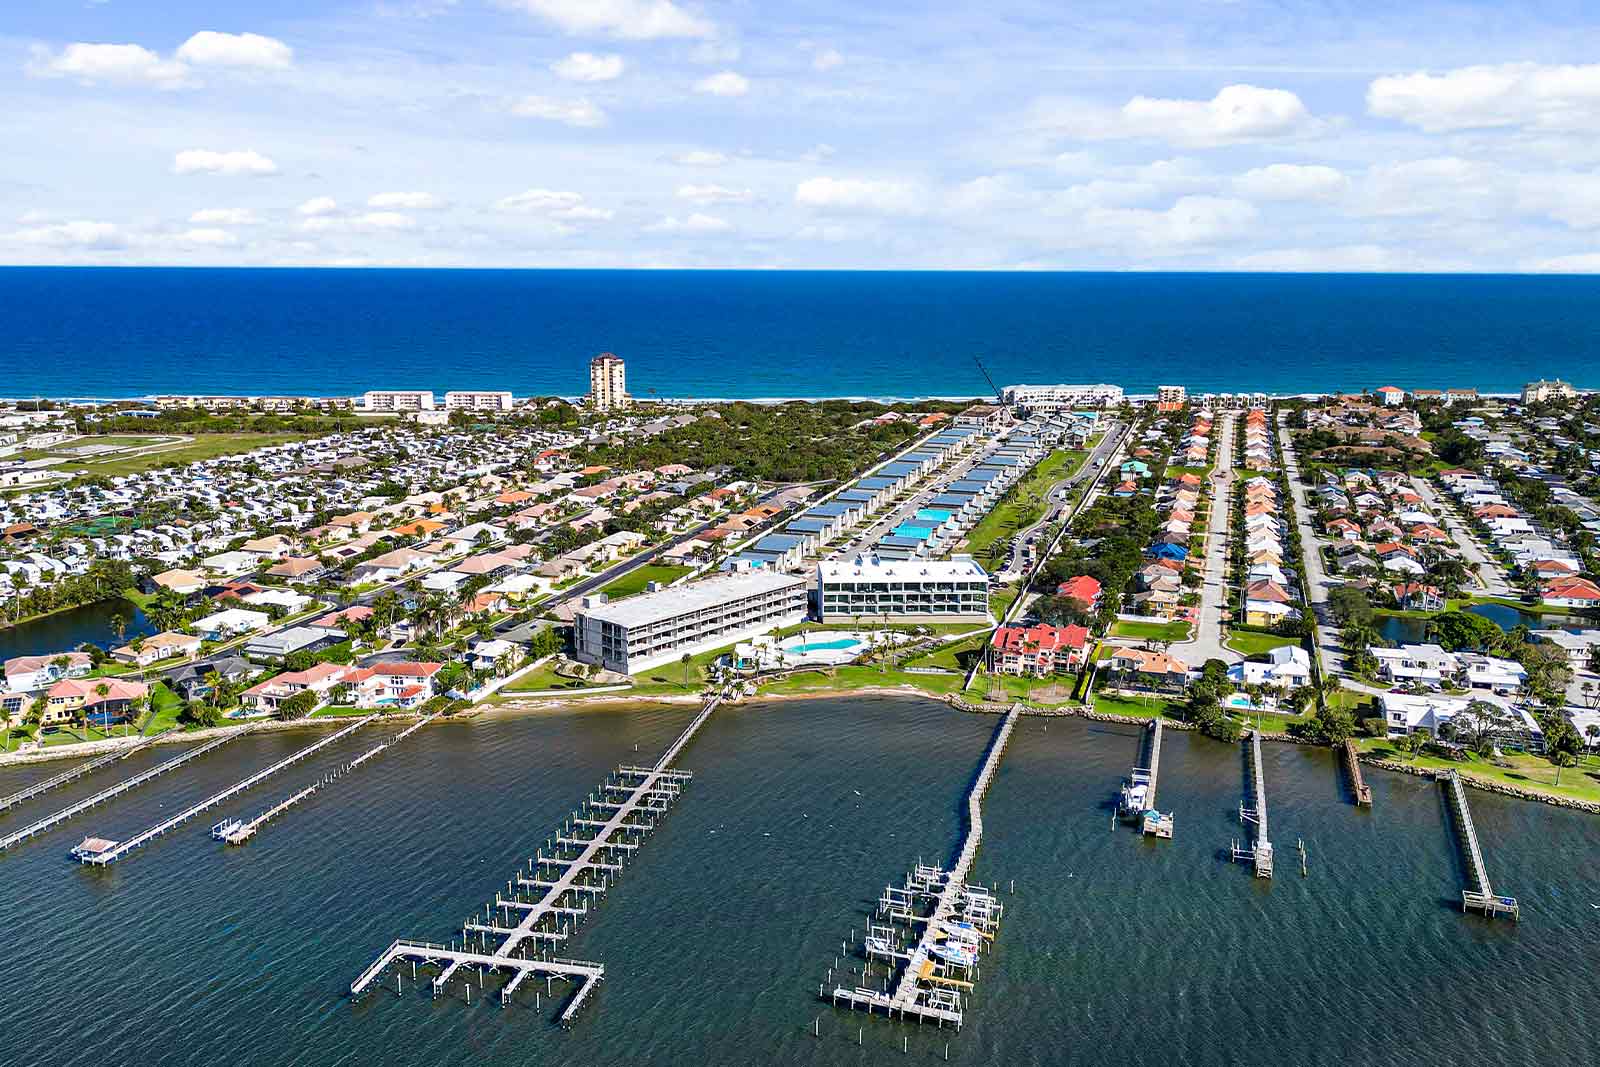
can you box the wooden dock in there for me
[1118,720,1172,836]
[1,734,239,854]
[1342,739,1372,806]
[1441,771,1519,919]
[826,704,1020,1030]
[215,712,442,845]
[0,739,153,814]
[1231,729,1273,878]
[349,692,724,1022]
[75,715,377,865]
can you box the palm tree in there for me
[1551,748,1577,787]
[1588,723,1600,765]
[680,652,693,689]
[1403,728,1430,762]
[110,612,128,643]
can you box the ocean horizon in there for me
[4,267,1598,400]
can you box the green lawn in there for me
[139,682,185,736]
[1093,694,1181,719]
[1358,740,1600,806]
[904,634,988,672]
[1224,632,1300,657]
[989,586,1020,621]
[501,660,610,693]
[598,564,694,600]
[964,449,1086,563]
[756,666,968,699]
[1111,620,1192,641]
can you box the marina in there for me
[1230,729,1274,878]
[0,734,237,853]
[72,716,377,864]
[350,693,723,1020]
[824,704,1019,1029]
[1441,770,1520,920]
[1117,719,1172,838]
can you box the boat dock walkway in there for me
[350,692,724,1023]
[1,734,238,854]
[75,715,377,865]
[0,738,152,814]
[1231,729,1273,878]
[1343,740,1372,806]
[214,712,441,845]
[827,704,1020,1030]
[1118,720,1172,837]
[1442,771,1519,919]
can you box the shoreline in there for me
[6,686,1598,817]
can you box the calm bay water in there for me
[0,698,1596,1066]
[4,269,1600,399]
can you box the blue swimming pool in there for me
[781,637,863,653]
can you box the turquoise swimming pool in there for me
[781,636,863,653]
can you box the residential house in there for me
[989,623,1091,676]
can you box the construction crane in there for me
[972,355,1002,402]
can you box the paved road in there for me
[1408,475,1516,596]
[1170,413,1242,667]
[1278,411,1349,680]
[994,426,1125,584]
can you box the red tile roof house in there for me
[240,663,351,716]
[1055,575,1103,610]
[990,624,1090,676]
[342,661,443,708]
[44,677,149,726]
[1542,576,1600,609]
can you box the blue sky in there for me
[5,0,1600,270]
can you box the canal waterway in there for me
[1377,601,1592,646]
[0,697,1595,1066]
[0,598,154,660]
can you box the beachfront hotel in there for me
[572,570,808,674]
[443,390,515,412]
[589,352,630,412]
[361,389,435,412]
[1000,383,1124,413]
[816,554,991,624]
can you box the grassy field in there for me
[1358,739,1600,805]
[989,585,1021,621]
[1224,631,1300,657]
[598,564,694,600]
[502,660,610,693]
[1094,694,1181,719]
[1111,619,1192,641]
[140,682,184,736]
[757,666,968,699]
[32,433,314,480]
[904,634,988,672]
[964,449,1086,563]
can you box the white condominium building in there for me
[589,352,629,411]
[1001,383,1124,413]
[1156,385,1186,405]
[573,571,808,675]
[816,554,991,624]
[361,390,435,412]
[444,390,515,412]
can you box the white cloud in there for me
[10,220,126,249]
[1516,173,1600,229]
[694,71,749,97]
[175,31,294,71]
[676,183,752,204]
[173,149,278,176]
[1233,244,1421,272]
[672,150,729,167]
[1036,84,1318,148]
[646,212,734,234]
[813,49,844,72]
[1527,252,1600,273]
[552,52,625,82]
[1368,62,1600,133]
[504,0,714,40]
[1083,195,1258,251]
[1233,164,1348,202]
[297,196,339,216]
[30,43,190,88]
[301,211,416,232]
[1356,157,1502,219]
[795,176,923,215]
[507,95,607,127]
[174,227,240,247]
[493,189,614,221]
[189,208,258,225]
[367,192,447,211]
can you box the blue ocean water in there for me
[3,268,1598,399]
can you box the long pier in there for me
[1231,729,1273,878]
[75,715,377,865]
[0,734,238,854]
[827,704,1020,1030]
[350,692,724,1022]
[0,739,153,813]
[1118,720,1171,836]
[1441,771,1519,919]
[215,712,441,845]
[1342,739,1372,806]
